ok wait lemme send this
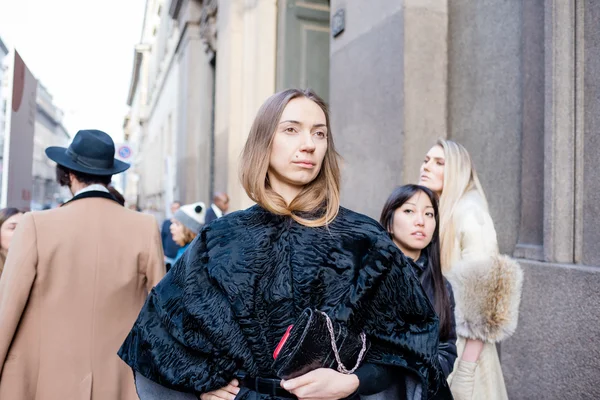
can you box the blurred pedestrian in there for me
[0,129,166,400]
[204,192,229,224]
[169,201,206,264]
[161,201,181,268]
[419,139,523,400]
[0,208,23,278]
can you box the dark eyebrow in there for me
[404,202,434,209]
[279,120,327,129]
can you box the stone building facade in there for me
[127,0,321,215]
[0,39,70,208]
[330,1,599,398]
[124,0,179,215]
[31,84,71,209]
[126,1,599,397]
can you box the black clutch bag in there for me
[272,308,370,380]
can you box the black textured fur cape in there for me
[119,205,451,399]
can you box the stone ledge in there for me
[513,243,544,261]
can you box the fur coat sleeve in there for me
[444,194,523,343]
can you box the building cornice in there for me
[126,43,151,106]
[199,0,218,59]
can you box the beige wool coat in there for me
[0,195,166,400]
[444,190,523,400]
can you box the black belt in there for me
[239,375,296,399]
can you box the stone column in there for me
[514,0,545,261]
[581,0,600,266]
[174,0,215,205]
[330,0,450,219]
[213,0,241,208]
[330,1,405,219]
[214,0,277,212]
[403,0,448,183]
[542,0,580,263]
[447,1,523,254]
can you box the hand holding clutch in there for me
[272,308,369,380]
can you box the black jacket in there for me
[119,206,451,399]
[414,254,458,378]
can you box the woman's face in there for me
[170,219,187,246]
[1,213,23,252]
[268,97,328,200]
[390,192,436,260]
[419,145,445,195]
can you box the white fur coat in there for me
[444,191,523,400]
[444,191,523,343]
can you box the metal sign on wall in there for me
[1,50,37,210]
[115,143,133,161]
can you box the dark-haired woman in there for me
[379,184,457,377]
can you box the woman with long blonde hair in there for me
[119,89,451,399]
[419,139,523,400]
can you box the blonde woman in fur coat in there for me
[418,139,523,400]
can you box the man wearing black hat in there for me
[0,129,166,400]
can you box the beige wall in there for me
[214,0,278,212]
[140,57,179,213]
[330,0,449,218]
[330,0,600,398]
[125,0,277,214]
[126,0,279,214]
[403,0,448,183]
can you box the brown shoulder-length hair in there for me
[240,89,341,227]
[177,226,197,247]
[171,219,197,247]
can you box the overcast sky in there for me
[0,0,146,142]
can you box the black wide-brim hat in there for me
[45,129,130,176]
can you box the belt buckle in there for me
[255,377,278,396]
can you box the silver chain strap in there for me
[318,311,367,375]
